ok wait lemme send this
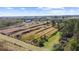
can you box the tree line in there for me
[53,19,79,51]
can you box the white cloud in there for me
[20,8,26,10]
[38,7,64,11]
[6,7,13,9]
[38,7,53,11]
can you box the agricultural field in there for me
[0,19,61,51]
[0,16,79,51]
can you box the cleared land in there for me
[21,25,52,42]
[0,34,48,51]
[34,27,57,39]
[0,21,60,51]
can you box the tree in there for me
[51,20,56,26]
[38,35,48,47]
[59,19,79,51]
[53,44,64,51]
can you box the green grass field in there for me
[44,32,60,50]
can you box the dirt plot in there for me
[21,25,52,42]
[0,21,59,50]
[0,21,48,36]
[34,27,57,39]
[11,26,42,37]
[0,34,47,51]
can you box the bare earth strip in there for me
[0,34,48,51]
[21,25,52,42]
[34,27,57,39]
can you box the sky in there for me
[0,7,79,16]
[0,0,79,16]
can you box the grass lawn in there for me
[44,32,60,50]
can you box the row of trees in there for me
[53,19,79,51]
[26,35,48,47]
[0,19,23,29]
